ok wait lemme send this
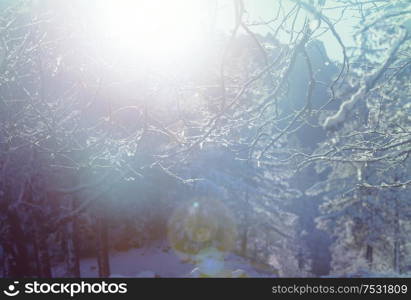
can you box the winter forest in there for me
[0,0,410,278]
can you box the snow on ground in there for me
[53,240,191,277]
[53,240,277,278]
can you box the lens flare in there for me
[167,198,237,257]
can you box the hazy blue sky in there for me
[211,0,356,61]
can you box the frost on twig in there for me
[323,84,366,130]
[323,29,407,130]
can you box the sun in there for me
[93,0,206,64]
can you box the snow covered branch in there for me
[323,29,408,130]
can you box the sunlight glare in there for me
[95,0,206,65]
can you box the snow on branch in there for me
[359,179,411,190]
[323,29,408,130]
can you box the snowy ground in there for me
[53,241,277,278]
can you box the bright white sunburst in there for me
[94,0,207,64]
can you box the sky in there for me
[211,0,357,61]
[0,1,357,64]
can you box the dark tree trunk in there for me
[31,230,41,276]
[3,210,31,277]
[241,189,249,256]
[64,197,81,277]
[64,221,81,277]
[365,244,373,267]
[393,197,401,273]
[241,229,248,256]
[30,175,52,278]
[96,205,110,277]
[33,218,52,277]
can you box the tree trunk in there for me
[96,206,110,277]
[30,189,52,277]
[63,196,81,277]
[365,244,373,267]
[3,210,31,277]
[27,159,52,278]
[393,197,401,273]
[32,230,41,276]
[33,219,52,277]
[241,187,249,256]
